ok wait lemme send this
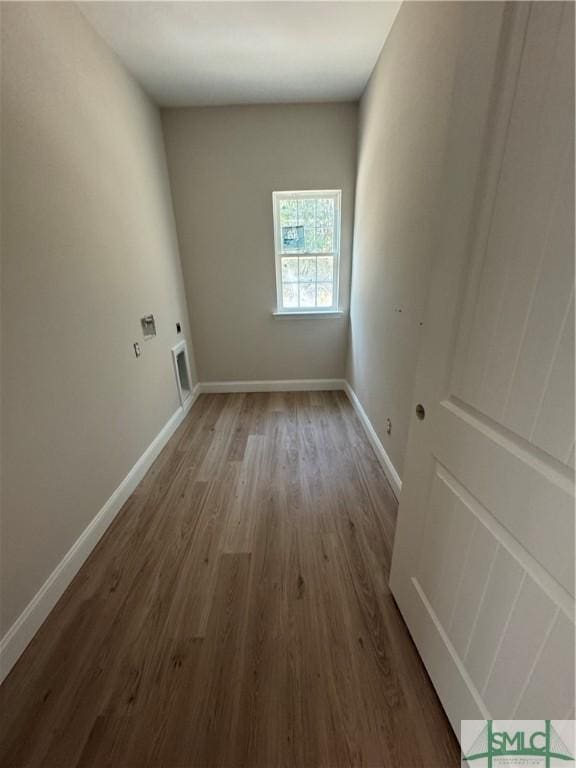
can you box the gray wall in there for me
[1,3,195,635]
[162,103,358,382]
[347,2,466,479]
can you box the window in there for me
[272,190,341,314]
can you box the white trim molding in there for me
[199,379,346,393]
[0,385,200,683]
[272,311,346,319]
[272,189,342,316]
[344,382,402,499]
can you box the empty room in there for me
[1,1,574,766]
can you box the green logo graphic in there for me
[464,720,574,767]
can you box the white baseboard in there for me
[344,382,402,498]
[199,379,346,393]
[0,385,199,683]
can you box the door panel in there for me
[448,520,498,660]
[481,575,557,715]
[435,400,574,594]
[465,546,524,694]
[390,1,575,733]
[454,2,572,439]
[531,294,575,464]
[515,612,576,719]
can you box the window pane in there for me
[299,283,316,307]
[317,255,333,282]
[279,199,297,226]
[314,228,333,253]
[300,227,313,252]
[282,283,298,308]
[299,256,316,281]
[298,198,316,226]
[317,283,333,307]
[316,198,334,227]
[282,225,305,253]
[281,256,299,282]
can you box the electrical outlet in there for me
[386,418,392,435]
[134,342,141,358]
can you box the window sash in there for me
[273,190,341,313]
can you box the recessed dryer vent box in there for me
[141,315,157,339]
[171,341,192,406]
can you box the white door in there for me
[390,1,574,732]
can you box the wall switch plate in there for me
[134,342,141,357]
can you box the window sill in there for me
[272,310,346,319]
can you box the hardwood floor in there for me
[0,392,460,767]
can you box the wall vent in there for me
[171,341,192,406]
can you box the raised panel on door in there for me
[454,2,574,457]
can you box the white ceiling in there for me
[79,2,401,107]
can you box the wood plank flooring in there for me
[0,392,460,767]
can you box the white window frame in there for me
[272,189,341,315]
